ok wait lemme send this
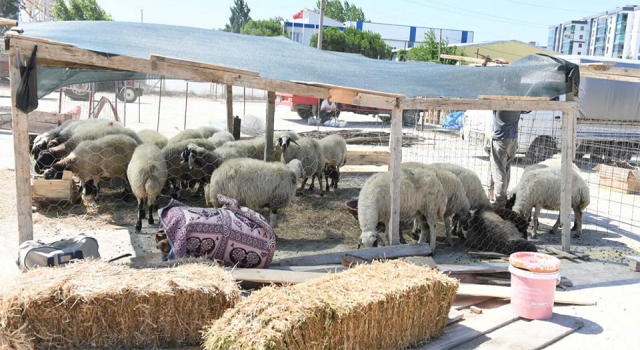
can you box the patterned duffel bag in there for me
[157,194,276,269]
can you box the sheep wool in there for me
[278,136,325,196]
[319,134,348,191]
[127,144,168,231]
[137,129,169,149]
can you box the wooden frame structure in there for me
[6,31,586,252]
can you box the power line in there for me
[501,0,594,14]
[402,0,551,28]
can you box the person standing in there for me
[489,110,525,208]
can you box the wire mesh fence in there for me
[22,79,640,265]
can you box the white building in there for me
[283,9,473,50]
[548,5,640,59]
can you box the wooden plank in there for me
[467,314,584,350]
[340,165,388,173]
[341,253,371,268]
[469,251,508,259]
[580,71,640,83]
[150,54,260,76]
[388,106,403,247]
[416,304,520,350]
[230,268,325,284]
[268,264,347,273]
[439,54,486,64]
[328,88,358,105]
[399,98,579,113]
[0,18,18,26]
[447,308,464,325]
[264,91,275,162]
[479,95,550,101]
[32,179,74,200]
[580,63,640,78]
[402,256,438,269]
[9,36,331,100]
[347,145,391,166]
[272,243,432,267]
[626,255,640,272]
[561,107,577,251]
[225,84,233,133]
[9,49,33,244]
[29,111,73,124]
[456,284,597,306]
[470,306,483,314]
[352,93,398,109]
[439,262,509,274]
[545,246,578,261]
[452,296,495,310]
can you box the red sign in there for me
[293,9,304,19]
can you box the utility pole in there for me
[317,0,325,50]
[141,8,143,23]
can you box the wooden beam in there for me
[264,91,275,162]
[388,106,403,247]
[400,98,579,112]
[561,95,577,252]
[150,54,260,76]
[352,93,398,109]
[8,35,330,99]
[225,84,233,133]
[340,165,388,173]
[439,54,486,64]
[328,88,358,104]
[479,95,550,101]
[268,265,347,273]
[272,243,432,266]
[456,284,596,306]
[545,246,578,261]
[626,255,640,272]
[580,63,640,78]
[0,18,18,26]
[230,268,324,284]
[9,49,33,244]
[581,71,640,83]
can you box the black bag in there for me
[15,45,38,114]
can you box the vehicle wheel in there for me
[119,86,138,103]
[526,136,556,163]
[63,83,91,101]
[296,108,313,119]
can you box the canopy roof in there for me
[15,21,579,100]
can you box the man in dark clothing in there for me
[489,110,525,208]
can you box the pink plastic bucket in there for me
[508,252,561,320]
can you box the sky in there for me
[98,0,626,45]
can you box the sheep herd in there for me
[30,118,590,256]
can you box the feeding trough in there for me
[344,199,358,220]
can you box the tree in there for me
[241,19,285,37]
[223,0,251,33]
[0,0,19,35]
[309,27,391,60]
[405,30,464,64]
[315,0,366,22]
[51,0,113,21]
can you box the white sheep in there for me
[31,118,83,158]
[198,125,221,138]
[208,131,235,148]
[357,167,447,252]
[277,135,325,196]
[220,132,299,162]
[402,162,470,246]
[42,134,139,199]
[318,134,348,191]
[127,144,168,231]
[137,129,168,149]
[46,122,143,159]
[205,157,305,227]
[511,166,590,238]
[161,139,221,199]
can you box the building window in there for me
[577,52,581,55]
[581,26,585,30]
[578,43,582,48]
[579,35,583,39]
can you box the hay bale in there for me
[203,260,459,350]
[0,259,241,349]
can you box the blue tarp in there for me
[442,111,464,130]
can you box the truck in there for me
[460,56,640,163]
[275,92,417,126]
[63,81,143,103]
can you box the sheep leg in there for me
[549,210,561,234]
[532,206,540,239]
[572,208,583,237]
[148,199,155,226]
[325,174,330,192]
[140,198,146,219]
[445,218,454,247]
[318,172,324,197]
[135,198,144,232]
[300,176,310,192]
[411,218,420,239]
[270,209,278,228]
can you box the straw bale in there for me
[203,260,459,350]
[0,259,240,350]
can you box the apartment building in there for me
[548,5,640,59]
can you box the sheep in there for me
[42,134,139,199]
[464,204,538,255]
[510,166,590,238]
[219,133,295,162]
[318,134,348,191]
[357,168,447,252]
[167,126,221,144]
[127,144,168,231]
[197,125,221,138]
[405,162,489,238]
[208,131,235,148]
[491,207,530,240]
[31,119,82,159]
[137,129,168,149]
[161,140,219,199]
[277,135,325,196]
[205,157,305,227]
[45,122,143,159]
[402,162,470,246]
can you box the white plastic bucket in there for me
[509,264,560,320]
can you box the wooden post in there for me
[184,81,189,130]
[156,79,163,132]
[226,84,233,133]
[233,116,241,140]
[388,105,402,246]
[9,51,34,244]
[560,96,577,252]
[137,80,141,123]
[264,91,276,162]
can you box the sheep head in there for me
[181,143,204,170]
[286,159,305,182]
[277,135,298,153]
[358,231,382,249]
[35,150,59,174]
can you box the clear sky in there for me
[99,0,626,45]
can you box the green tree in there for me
[315,0,366,22]
[406,30,464,64]
[310,27,391,60]
[240,19,285,37]
[223,0,251,33]
[0,0,19,35]
[51,0,113,21]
